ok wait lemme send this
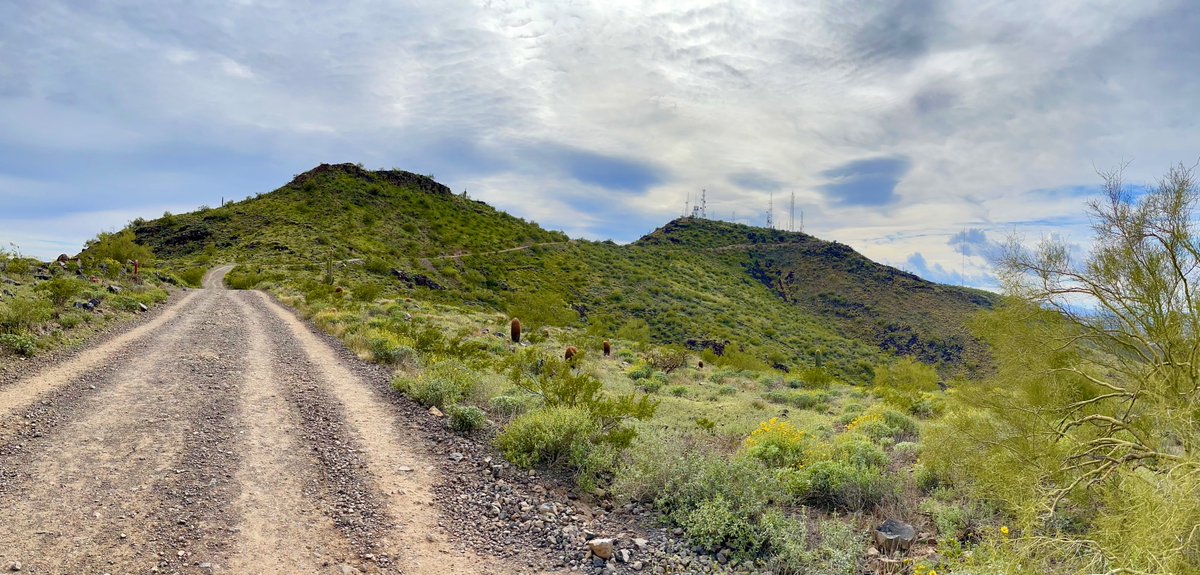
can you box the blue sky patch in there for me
[534,145,665,193]
[817,156,910,206]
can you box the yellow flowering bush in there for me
[845,411,883,432]
[743,417,809,468]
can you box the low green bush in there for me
[352,282,383,302]
[392,360,477,408]
[57,312,87,329]
[446,404,486,434]
[832,437,889,470]
[625,361,653,380]
[783,459,890,511]
[495,405,595,469]
[615,433,790,556]
[368,331,418,367]
[178,267,205,287]
[489,394,539,418]
[35,276,85,307]
[0,296,51,333]
[0,333,37,356]
[743,418,810,468]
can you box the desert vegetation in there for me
[0,237,171,361]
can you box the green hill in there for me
[128,163,996,379]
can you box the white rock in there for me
[587,538,615,560]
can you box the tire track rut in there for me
[224,291,365,574]
[248,290,512,574]
[0,278,247,573]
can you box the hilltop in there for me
[126,163,996,378]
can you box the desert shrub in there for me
[81,229,153,265]
[392,360,477,408]
[764,390,830,411]
[57,312,86,329]
[708,367,740,384]
[845,406,918,442]
[913,462,944,494]
[669,385,687,397]
[641,372,666,394]
[783,459,890,511]
[506,290,576,329]
[893,441,921,458]
[489,394,539,418]
[446,404,486,434]
[873,356,940,414]
[798,366,832,388]
[495,350,657,486]
[716,349,771,371]
[109,295,143,312]
[0,333,37,356]
[495,405,595,469]
[718,384,737,396]
[743,417,809,468]
[832,436,889,469]
[351,282,383,302]
[0,296,52,333]
[364,257,391,275]
[367,331,418,367]
[646,345,688,374]
[800,519,865,575]
[625,361,653,381]
[680,495,762,553]
[504,348,657,445]
[35,276,85,307]
[178,267,205,287]
[615,434,789,556]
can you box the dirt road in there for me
[0,266,529,574]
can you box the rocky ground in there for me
[0,266,772,575]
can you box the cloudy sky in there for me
[2,0,1198,289]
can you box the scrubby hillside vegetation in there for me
[131,162,994,381]
[110,161,1200,574]
[0,234,172,362]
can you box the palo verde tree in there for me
[927,162,1200,574]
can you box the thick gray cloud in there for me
[0,0,1197,290]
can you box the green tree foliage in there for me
[872,356,940,414]
[927,163,1200,573]
[82,230,153,264]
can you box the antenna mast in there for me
[766,191,774,229]
[684,192,690,218]
[789,191,795,232]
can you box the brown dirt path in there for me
[248,289,518,574]
[0,265,559,574]
[0,267,246,573]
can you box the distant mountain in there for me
[126,163,996,379]
[638,218,998,372]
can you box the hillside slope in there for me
[638,218,997,371]
[127,163,995,379]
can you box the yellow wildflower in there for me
[1000,525,1009,536]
